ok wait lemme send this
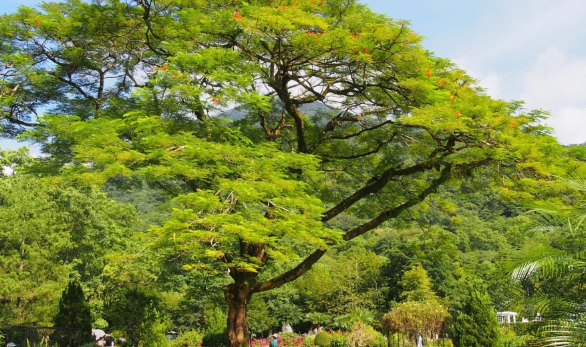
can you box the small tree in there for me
[383,264,448,342]
[106,286,169,347]
[53,281,92,344]
[399,264,439,302]
[383,301,448,342]
[452,289,498,347]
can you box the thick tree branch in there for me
[322,155,451,222]
[343,163,452,240]
[2,114,39,127]
[321,136,396,161]
[252,163,459,294]
[252,248,327,293]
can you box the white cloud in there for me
[546,106,586,145]
[454,0,586,65]
[519,47,586,145]
[520,47,586,108]
[453,59,503,99]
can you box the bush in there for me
[373,333,386,347]
[280,332,301,347]
[330,330,348,347]
[328,331,348,347]
[201,330,229,347]
[347,323,385,347]
[201,308,229,347]
[302,335,315,347]
[169,331,203,347]
[314,332,331,347]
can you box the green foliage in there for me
[53,281,92,343]
[247,297,278,334]
[202,308,229,347]
[314,332,330,347]
[347,323,385,347]
[452,289,498,347]
[301,335,315,347]
[39,111,338,274]
[105,286,170,347]
[399,264,439,302]
[305,312,330,327]
[497,176,586,346]
[201,330,229,347]
[327,331,348,347]
[383,263,448,341]
[296,247,385,315]
[206,308,228,333]
[274,303,304,325]
[0,174,137,326]
[497,327,531,347]
[383,301,449,340]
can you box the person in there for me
[416,332,423,347]
[104,334,115,347]
[118,333,127,347]
[270,334,278,347]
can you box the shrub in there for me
[373,333,386,347]
[202,308,229,347]
[347,323,385,347]
[201,330,229,347]
[302,335,315,347]
[169,331,203,347]
[314,332,331,347]
[328,331,348,347]
[280,332,301,347]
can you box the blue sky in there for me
[2,0,586,153]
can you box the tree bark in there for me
[225,277,254,347]
[225,282,250,347]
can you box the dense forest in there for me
[1,0,586,347]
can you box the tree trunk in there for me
[225,281,252,347]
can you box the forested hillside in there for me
[1,0,586,346]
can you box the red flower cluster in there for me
[162,66,167,71]
[350,33,360,39]
[34,19,40,26]
[426,68,431,78]
[211,98,221,103]
[454,111,460,116]
[233,11,243,19]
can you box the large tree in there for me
[0,1,565,346]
